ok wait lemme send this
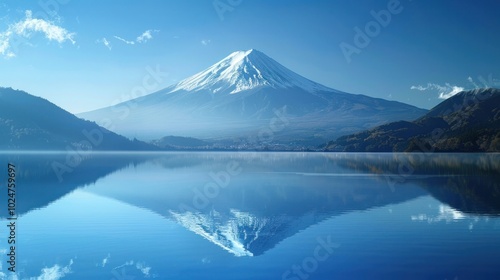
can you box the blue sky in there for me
[0,0,499,113]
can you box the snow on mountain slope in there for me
[78,49,427,144]
[168,209,319,257]
[170,49,333,94]
[169,209,268,257]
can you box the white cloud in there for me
[29,259,73,280]
[113,35,135,45]
[467,76,480,88]
[101,254,110,267]
[0,32,15,58]
[468,74,500,88]
[0,10,75,58]
[111,260,152,278]
[12,11,75,43]
[102,38,111,50]
[97,37,112,50]
[410,82,464,99]
[137,29,158,43]
[112,260,134,271]
[438,86,464,99]
[201,39,211,46]
[114,29,159,45]
[411,205,465,223]
[136,262,151,277]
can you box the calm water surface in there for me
[1,152,499,279]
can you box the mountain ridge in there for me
[325,88,500,152]
[0,87,156,151]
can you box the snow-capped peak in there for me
[170,49,333,94]
[168,209,269,257]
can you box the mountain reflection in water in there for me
[4,152,498,258]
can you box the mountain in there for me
[78,49,427,146]
[0,87,155,150]
[170,49,332,94]
[325,88,500,152]
[151,135,212,149]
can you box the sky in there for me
[0,0,499,114]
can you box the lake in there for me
[1,152,499,279]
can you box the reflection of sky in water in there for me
[410,202,494,231]
[0,153,499,279]
[1,190,165,279]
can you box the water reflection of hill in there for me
[329,153,500,215]
[0,153,153,216]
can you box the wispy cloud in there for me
[412,75,500,100]
[467,74,500,89]
[0,255,4,279]
[136,262,152,277]
[112,260,134,271]
[411,205,465,223]
[201,39,211,46]
[101,254,111,267]
[0,10,75,58]
[410,82,465,99]
[113,29,159,45]
[29,259,74,280]
[97,37,112,50]
[467,76,480,88]
[114,35,135,45]
[136,29,158,43]
[111,260,152,278]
